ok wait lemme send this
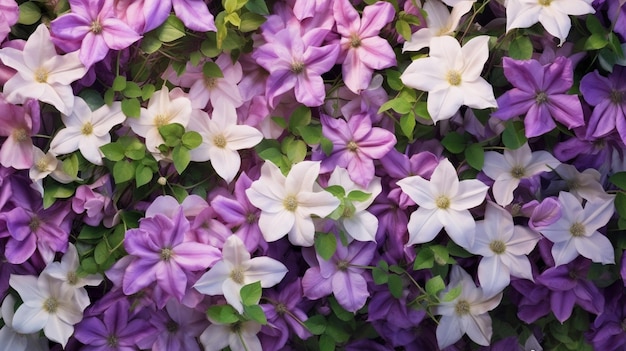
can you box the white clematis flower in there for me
[246,160,340,246]
[9,274,87,347]
[194,235,288,313]
[397,158,489,249]
[199,319,262,351]
[49,97,125,165]
[434,266,502,348]
[505,0,595,45]
[0,24,86,115]
[401,35,497,122]
[483,143,560,206]
[188,101,263,183]
[403,0,475,52]
[468,201,541,297]
[0,295,49,351]
[539,191,615,266]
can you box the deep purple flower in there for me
[50,0,141,68]
[122,209,221,307]
[587,284,626,351]
[317,113,396,187]
[302,240,376,312]
[580,67,626,142]
[492,56,584,137]
[253,26,339,108]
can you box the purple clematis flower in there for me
[114,0,216,34]
[302,240,376,312]
[492,56,584,138]
[50,0,142,68]
[0,97,40,170]
[580,66,626,143]
[122,208,221,307]
[587,283,626,351]
[317,113,396,187]
[253,26,339,108]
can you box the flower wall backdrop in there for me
[0,0,625,350]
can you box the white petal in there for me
[551,239,579,266]
[209,147,241,183]
[297,191,340,217]
[436,315,464,349]
[222,235,251,266]
[342,211,378,242]
[11,305,47,334]
[441,209,476,249]
[501,253,534,281]
[258,210,294,242]
[397,175,436,209]
[492,175,520,207]
[244,257,288,287]
[200,324,231,351]
[194,261,231,295]
[477,256,510,297]
[482,151,508,180]
[464,313,493,346]
[450,179,488,211]
[460,36,490,79]
[430,158,460,198]
[575,234,615,264]
[406,208,443,246]
[525,150,560,176]
[287,214,316,247]
[427,86,465,122]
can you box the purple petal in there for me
[332,271,369,312]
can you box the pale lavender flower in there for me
[137,300,207,351]
[0,97,40,170]
[0,0,18,43]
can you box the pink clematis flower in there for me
[0,0,18,43]
[0,97,40,170]
[333,0,396,93]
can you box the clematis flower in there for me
[580,67,626,143]
[193,235,288,313]
[482,143,560,206]
[538,191,615,266]
[403,0,475,52]
[505,0,595,45]
[492,56,584,137]
[29,147,75,188]
[41,244,103,300]
[333,0,396,93]
[397,158,489,249]
[122,209,221,307]
[551,164,608,202]
[468,202,541,297]
[319,113,396,187]
[50,0,142,68]
[253,26,339,108]
[200,319,262,351]
[0,0,18,43]
[9,274,87,347]
[0,24,87,115]
[0,97,40,170]
[302,240,376,312]
[434,266,502,348]
[0,295,49,351]
[245,160,340,246]
[49,97,125,165]
[187,102,263,183]
[114,0,216,33]
[401,35,497,122]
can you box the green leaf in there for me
[104,88,115,106]
[385,69,404,91]
[77,225,106,241]
[297,125,322,145]
[182,131,203,149]
[304,315,327,335]
[586,14,607,35]
[121,98,141,118]
[113,161,135,183]
[283,139,307,163]
[320,137,334,155]
[43,182,75,209]
[502,121,527,149]
[241,281,262,306]
[62,154,79,178]
[239,12,267,32]
[224,11,241,27]
[112,76,127,91]
[18,2,41,25]
[159,123,185,142]
[325,185,345,198]
[508,35,533,60]
[413,248,435,270]
[441,132,466,154]
[465,143,485,170]
[289,106,312,131]
[329,297,353,322]
[346,190,371,202]
[201,34,221,58]
[387,274,404,299]
[123,82,143,98]
[372,266,388,285]
[155,15,186,42]
[135,164,153,187]
[244,304,267,325]
[430,245,454,265]
[142,84,156,101]
[378,97,411,114]
[172,146,191,174]
[202,61,224,78]
[319,334,336,351]
[414,101,430,120]
[315,232,337,261]
[79,89,106,110]
[615,192,626,218]
[80,256,98,274]
[94,241,110,265]
[585,33,609,51]
[140,33,162,53]
[442,285,462,302]
[610,172,626,190]
[245,0,270,15]
[395,19,412,41]
[207,304,240,324]
[400,112,416,139]
[425,276,445,296]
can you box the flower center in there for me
[160,248,173,261]
[535,91,548,104]
[455,299,470,315]
[230,266,245,284]
[12,128,28,142]
[337,260,349,271]
[67,271,78,285]
[346,141,358,152]
[36,157,49,172]
[510,203,522,216]
[231,321,242,333]
[291,61,305,74]
[166,320,179,333]
[510,166,525,179]
[81,122,94,135]
[154,114,170,128]
[43,297,59,313]
[107,335,119,347]
[342,204,355,218]
[610,90,624,104]
[213,134,227,148]
[350,34,361,48]
[29,216,41,231]
[275,303,287,315]
[91,20,103,34]
[205,77,218,90]
[435,195,450,210]
[446,71,462,86]
[283,195,298,212]
[34,67,49,83]
[538,0,552,6]
[566,179,579,190]
[569,222,585,237]
[489,240,506,254]
[246,213,257,224]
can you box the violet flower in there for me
[0,97,40,170]
[587,284,626,351]
[492,56,584,138]
[580,66,626,143]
